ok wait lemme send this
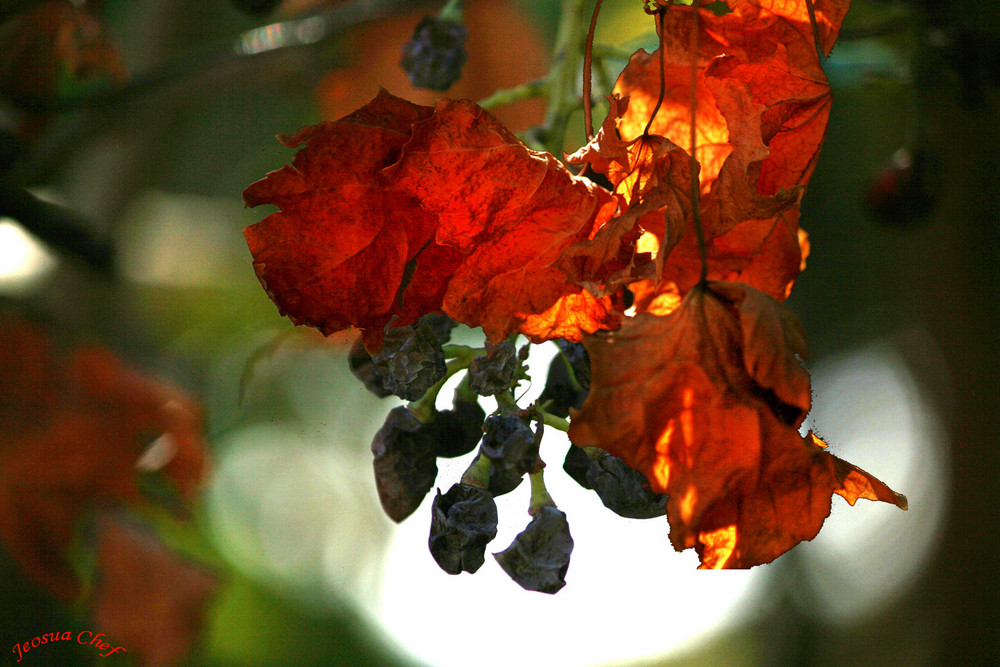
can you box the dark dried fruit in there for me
[432,399,485,458]
[419,312,457,345]
[587,449,667,519]
[371,320,447,401]
[480,415,538,478]
[564,446,667,519]
[371,407,438,522]
[348,337,393,398]
[487,464,524,497]
[467,339,519,396]
[400,16,468,91]
[562,444,593,490]
[429,483,498,574]
[494,506,573,594]
[537,340,590,418]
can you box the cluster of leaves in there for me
[243,0,906,584]
[0,314,215,662]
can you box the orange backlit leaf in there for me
[562,95,694,289]
[606,1,837,300]
[569,282,905,568]
[0,316,207,600]
[517,291,622,344]
[244,90,620,352]
[737,0,853,57]
[697,524,738,570]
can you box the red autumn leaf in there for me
[601,1,835,300]
[244,89,619,352]
[0,316,207,599]
[244,91,449,352]
[568,282,906,569]
[93,518,216,667]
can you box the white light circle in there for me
[797,334,950,621]
[0,218,57,293]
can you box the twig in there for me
[689,3,707,283]
[19,0,404,114]
[582,0,604,140]
[0,183,113,274]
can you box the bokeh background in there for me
[0,0,997,665]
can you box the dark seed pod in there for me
[428,483,498,574]
[467,339,519,396]
[432,399,485,458]
[494,506,573,594]
[400,16,468,91]
[371,320,447,401]
[371,407,439,522]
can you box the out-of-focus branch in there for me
[0,183,113,274]
[20,0,406,114]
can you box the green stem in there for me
[442,344,484,359]
[495,390,520,415]
[540,0,593,155]
[439,0,463,22]
[528,469,556,514]
[477,78,548,110]
[535,404,571,432]
[453,373,478,404]
[408,351,478,422]
[461,452,491,489]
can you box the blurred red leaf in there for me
[316,0,548,133]
[0,0,125,140]
[93,518,216,667]
[0,316,206,599]
[569,282,906,568]
[244,90,619,352]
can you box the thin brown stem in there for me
[804,0,826,62]
[642,8,668,138]
[689,3,707,284]
[582,0,604,140]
